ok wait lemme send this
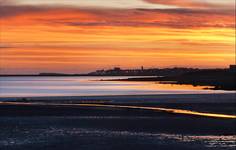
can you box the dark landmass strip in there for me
[88,67,202,76]
[0,102,235,135]
[1,93,235,115]
[1,65,235,77]
[1,102,236,116]
[2,93,235,104]
[111,69,236,90]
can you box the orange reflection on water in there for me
[104,80,214,91]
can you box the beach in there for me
[0,75,235,150]
[0,93,235,150]
[1,0,235,149]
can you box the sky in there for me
[0,0,235,74]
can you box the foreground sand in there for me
[0,93,235,150]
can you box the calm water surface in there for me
[0,76,233,97]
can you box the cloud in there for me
[1,6,234,29]
[0,0,15,5]
[0,5,50,18]
[144,0,235,9]
[0,0,177,9]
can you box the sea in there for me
[0,76,233,97]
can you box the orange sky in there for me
[0,0,235,74]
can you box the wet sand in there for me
[0,94,235,150]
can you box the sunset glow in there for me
[0,0,235,74]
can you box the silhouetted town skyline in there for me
[88,65,236,76]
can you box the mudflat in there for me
[0,94,235,150]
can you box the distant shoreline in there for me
[0,66,233,77]
[0,75,157,77]
[109,77,236,91]
[108,70,236,91]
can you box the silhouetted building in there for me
[229,65,236,72]
[141,66,144,71]
[113,67,121,71]
[88,67,202,76]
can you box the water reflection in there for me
[0,125,235,149]
[0,76,233,97]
